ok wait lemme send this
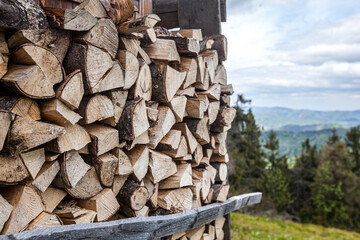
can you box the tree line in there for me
[228,95,360,231]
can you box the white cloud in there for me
[223,0,360,110]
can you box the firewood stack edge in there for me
[0,0,234,239]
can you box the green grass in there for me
[230,213,360,240]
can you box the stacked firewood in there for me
[0,0,234,239]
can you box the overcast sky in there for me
[223,0,360,110]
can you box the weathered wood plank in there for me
[0,193,261,240]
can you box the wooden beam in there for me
[0,193,261,239]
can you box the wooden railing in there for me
[0,193,261,240]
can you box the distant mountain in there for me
[251,107,360,130]
[251,107,360,158]
[261,128,348,158]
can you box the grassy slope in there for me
[231,213,360,240]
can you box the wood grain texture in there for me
[0,193,260,239]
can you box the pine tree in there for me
[228,95,266,194]
[263,130,292,211]
[327,128,340,146]
[290,138,317,220]
[345,126,360,173]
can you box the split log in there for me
[150,64,186,103]
[0,32,8,54]
[186,226,205,240]
[208,100,220,125]
[176,87,196,97]
[8,29,71,62]
[31,161,60,192]
[125,145,149,182]
[204,225,215,240]
[0,194,13,232]
[93,153,118,187]
[166,96,187,122]
[144,39,180,62]
[40,99,82,126]
[191,144,204,167]
[46,124,91,153]
[0,112,11,151]
[185,117,210,145]
[111,148,133,176]
[85,124,119,156]
[147,107,159,125]
[157,129,182,151]
[172,29,203,41]
[214,217,226,239]
[41,186,67,212]
[78,94,114,124]
[7,117,65,154]
[139,28,157,45]
[26,212,62,231]
[75,18,118,59]
[206,165,217,184]
[195,68,210,91]
[44,8,97,31]
[220,95,230,107]
[117,50,139,90]
[128,60,152,101]
[0,96,41,120]
[211,184,229,202]
[0,155,29,184]
[0,0,49,30]
[138,45,152,64]
[212,106,236,127]
[1,185,44,235]
[118,14,160,35]
[54,204,96,225]
[163,135,188,159]
[66,167,103,200]
[214,142,227,156]
[64,44,118,94]
[0,54,8,79]
[78,188,120,222]
[76,0,108,18]
[193,169,211,202]
[99,0,134,25]
[117,97,149,141]
[210,153,229,163]
[212,163,227,183]
[186,98,207,119]
[159,163,192,189]
[2,45,64,99]
[173,123,198,154]
[56,151,91,188]
[197,55,206,84]
[157,36,200,55]
[214,64,227,85]
[147,150,177,184]
[171,57,198,89]
[197,84,221,101]
[56,70,84,110]
[200,39,214,52]
[149,106,176,149]
[119,37,140,57]
[221,84,234,95]
[158,188,193,212]
[117,180,148,211]
[201,50,218,83]
[20,148,45,180]
[148,182,159,209]
[112,175,128,196]
[122,205,149,218]
[102,90,128,127]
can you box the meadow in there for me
[230,213,360,240]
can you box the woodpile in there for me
[0,0,233,239]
